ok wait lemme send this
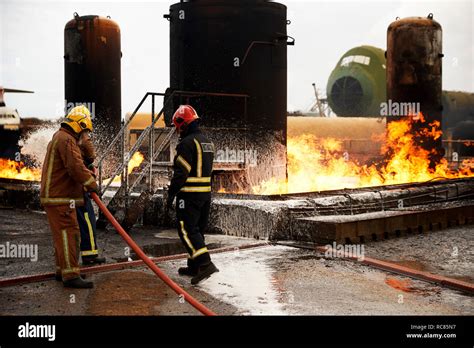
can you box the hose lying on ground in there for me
[91,192,216,316]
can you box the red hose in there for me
[91,192,217,316]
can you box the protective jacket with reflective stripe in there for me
[40,126,98,206]
[169,125,214,202]
[78,131,96,170]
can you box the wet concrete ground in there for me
[363,226,474,283]
[162,246,473,315]
[0,209,472,315]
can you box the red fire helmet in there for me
[172,105,200,133]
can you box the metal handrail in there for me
[98,93,155,168]
[99,92,175,196]
[129,127,176,193]
[97,89,249,199]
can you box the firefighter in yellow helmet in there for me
[40,105,98,288]
[64,105,93,133]
[70,107,107,266]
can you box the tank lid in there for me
[388,14,441,29]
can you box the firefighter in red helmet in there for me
[167,105,219,284]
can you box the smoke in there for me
[21,125,58,167]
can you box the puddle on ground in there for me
[193,247,293,315]
[142,242,186,257]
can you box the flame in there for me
[128,151,145,173]
[102,151,144,186]
[0,158,42,182]
[253,114,474,194]
[0,151,144,186]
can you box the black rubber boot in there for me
[178,258,198,277]
[63,277,93,289]
[178,267,198,276]
[191,262,219,285]
[82,255,106,266]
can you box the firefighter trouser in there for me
[44,205,81,281]
[76,193,98,258]
[175,196,211,267]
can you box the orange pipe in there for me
[91,192,217,316]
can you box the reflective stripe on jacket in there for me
[169,126,214,201]
[40,127,98,206]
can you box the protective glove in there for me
[86,180,100,195]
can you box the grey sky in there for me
[1,0,473,119]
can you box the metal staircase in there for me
[95,92,176,229]
[95,90,249,228]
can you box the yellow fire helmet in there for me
[62,105,93,133]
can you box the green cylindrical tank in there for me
[326,45,386,117]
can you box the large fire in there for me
[0,158,42,181]
[1,115,472,193]
[253,114,474,194]
[0,152,144,185]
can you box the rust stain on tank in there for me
[386,14,444,167]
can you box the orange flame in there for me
[102,151,144,186]
[0,158,42,182]
[0,152,144,185]
[253,114,474,194]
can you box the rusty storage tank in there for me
[164,0,292,192]
[64,13,122,146]
[386,14,443,166]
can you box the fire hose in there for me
[90,192,217,316]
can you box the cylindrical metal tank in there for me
[64,13,122,146]
[165,0,291,191]
[327,46,386,117]
[386,14,443,165]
